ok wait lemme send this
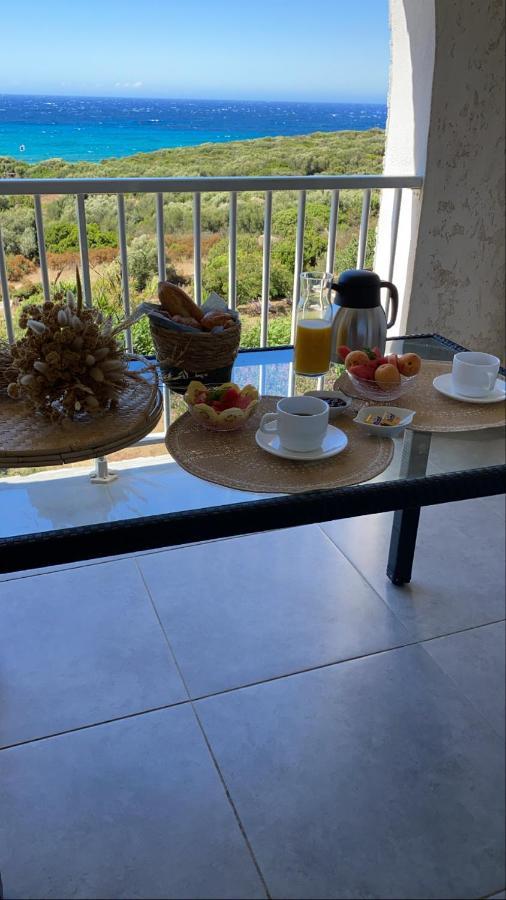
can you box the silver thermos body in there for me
[330,269,399,361]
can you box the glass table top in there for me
[1,335,504,541]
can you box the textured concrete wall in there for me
[406,0,505,357]
[375,0,435,334]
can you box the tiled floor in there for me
[0,498,505,898]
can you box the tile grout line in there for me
[1,616,503,753]
[134,559,272,900]
[316,524,506,643]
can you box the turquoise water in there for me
[0,94,387,163]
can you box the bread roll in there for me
[158,282,204,321]
[200,311,235,331]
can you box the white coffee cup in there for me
[452,351,500,398]
[259,396,329,451]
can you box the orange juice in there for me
[294,318,333,375]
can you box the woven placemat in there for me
[0,364,162,467]
[166,397,394,494]
[335,360,506,433]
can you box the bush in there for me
[6,254,36,281]
[240,315,292,348]
[45,221,117,253]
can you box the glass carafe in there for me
[294,272,334,376]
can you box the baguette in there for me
[158,282,204,321]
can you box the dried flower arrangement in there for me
[3,270,134,420]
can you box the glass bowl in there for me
[184,381,259,432]
[346,370,419,402]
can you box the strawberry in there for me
[372,346,383,359]
[362,346,377,360]
[337,344,351,362]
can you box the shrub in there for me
[6,254,36,281]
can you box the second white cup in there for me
[259,396,329,451]
[452,351,500,398]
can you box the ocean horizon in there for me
[0,94,387,164]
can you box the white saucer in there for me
[255,424,348,461]
[433,373,506,404]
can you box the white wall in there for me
[407,0,505,357]
[377,0,505,357]
[375,0,435,334]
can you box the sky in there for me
[0,0,390,102]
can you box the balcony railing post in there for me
[76,194,92,307]
[385,187,402,324]
[156,192,165,281]
[356,189,371,269]
[33,195,51,303]
[0,221,14,343]
[117,194,132,353]
[228,192,237,310]
[290,190,306,343]
[326,189,340,274]
[193,192,202,306]
[260,190,273,348]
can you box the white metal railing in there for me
[0,174,423,445]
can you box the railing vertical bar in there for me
[385,187,402,323]
[163,386,171,431]
[155,194,171,430]
[260,190,273,348]
[193,192,202,306]
[325,189,340,274]
[156,192,165,280]
[228,192,237,310]
[33,195,51,302]
[76,194,92,306]
[117,194,132,353]
[0,221,14,343]
[290,189,306,343]
[356,188,371,269]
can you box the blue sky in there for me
[1,0,389,102]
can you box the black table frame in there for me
[1,334,505,579]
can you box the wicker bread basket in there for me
[150,319,241,392]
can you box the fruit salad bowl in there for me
[346,370,419,402]
[184,380,259,432]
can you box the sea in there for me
[0,94,387,164]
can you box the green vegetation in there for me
[0,129,384,350]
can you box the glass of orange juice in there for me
[294,272,334,376]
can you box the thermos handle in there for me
[380,281,398,329]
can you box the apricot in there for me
[397,352,422,376]
[344,350,370,370]
[374,363,401,390]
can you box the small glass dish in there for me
[184,380,259,432]
[353,406,416,437]
[304,389,353,421]
[346,371,418,402]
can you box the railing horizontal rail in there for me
[0,174,423,195]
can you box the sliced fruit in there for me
[185,380,208,405]
[350,363,375,380]
[397,352,422,376]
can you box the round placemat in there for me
[0,362,162,467]
[335,360,506,433]
[166,397,394,494]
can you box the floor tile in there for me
[430,428,506,474]
[0,705,265,900]
[0,559,187,747]
[321,496,506,641]
[422,622,505,740]
[138,526,409,697]
[196,645,505,900]
[488,892,506,899]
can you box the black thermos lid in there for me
[332,269,382,309]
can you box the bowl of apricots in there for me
[337,345,422,401]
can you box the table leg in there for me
[387,430,432,585]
